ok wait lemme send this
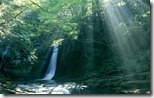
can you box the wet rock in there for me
[51,85,70,94]
[4,89,16,94]
[15,87,22,92]
[0,77,17,94]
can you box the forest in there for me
[0,0,151,94]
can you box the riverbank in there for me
[0,71,150,94]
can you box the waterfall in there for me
[43,45,59,80]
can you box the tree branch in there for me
[4,5,31,24]
[29,0,51,13]
[12,5,31,20]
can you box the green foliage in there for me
[0,0,150,84]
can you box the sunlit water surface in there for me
[14,80,89,94]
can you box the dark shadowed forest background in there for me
[0,0,151,94]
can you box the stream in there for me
[13,80,89,94]
[0,73,150,94]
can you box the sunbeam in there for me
[99,0,150,72]
[0,0,150,94]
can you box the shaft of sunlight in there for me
[99,0,150,71]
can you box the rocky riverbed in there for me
[0,72,151,94]
[0,78,89,94]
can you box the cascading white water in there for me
[43,45,59,80]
